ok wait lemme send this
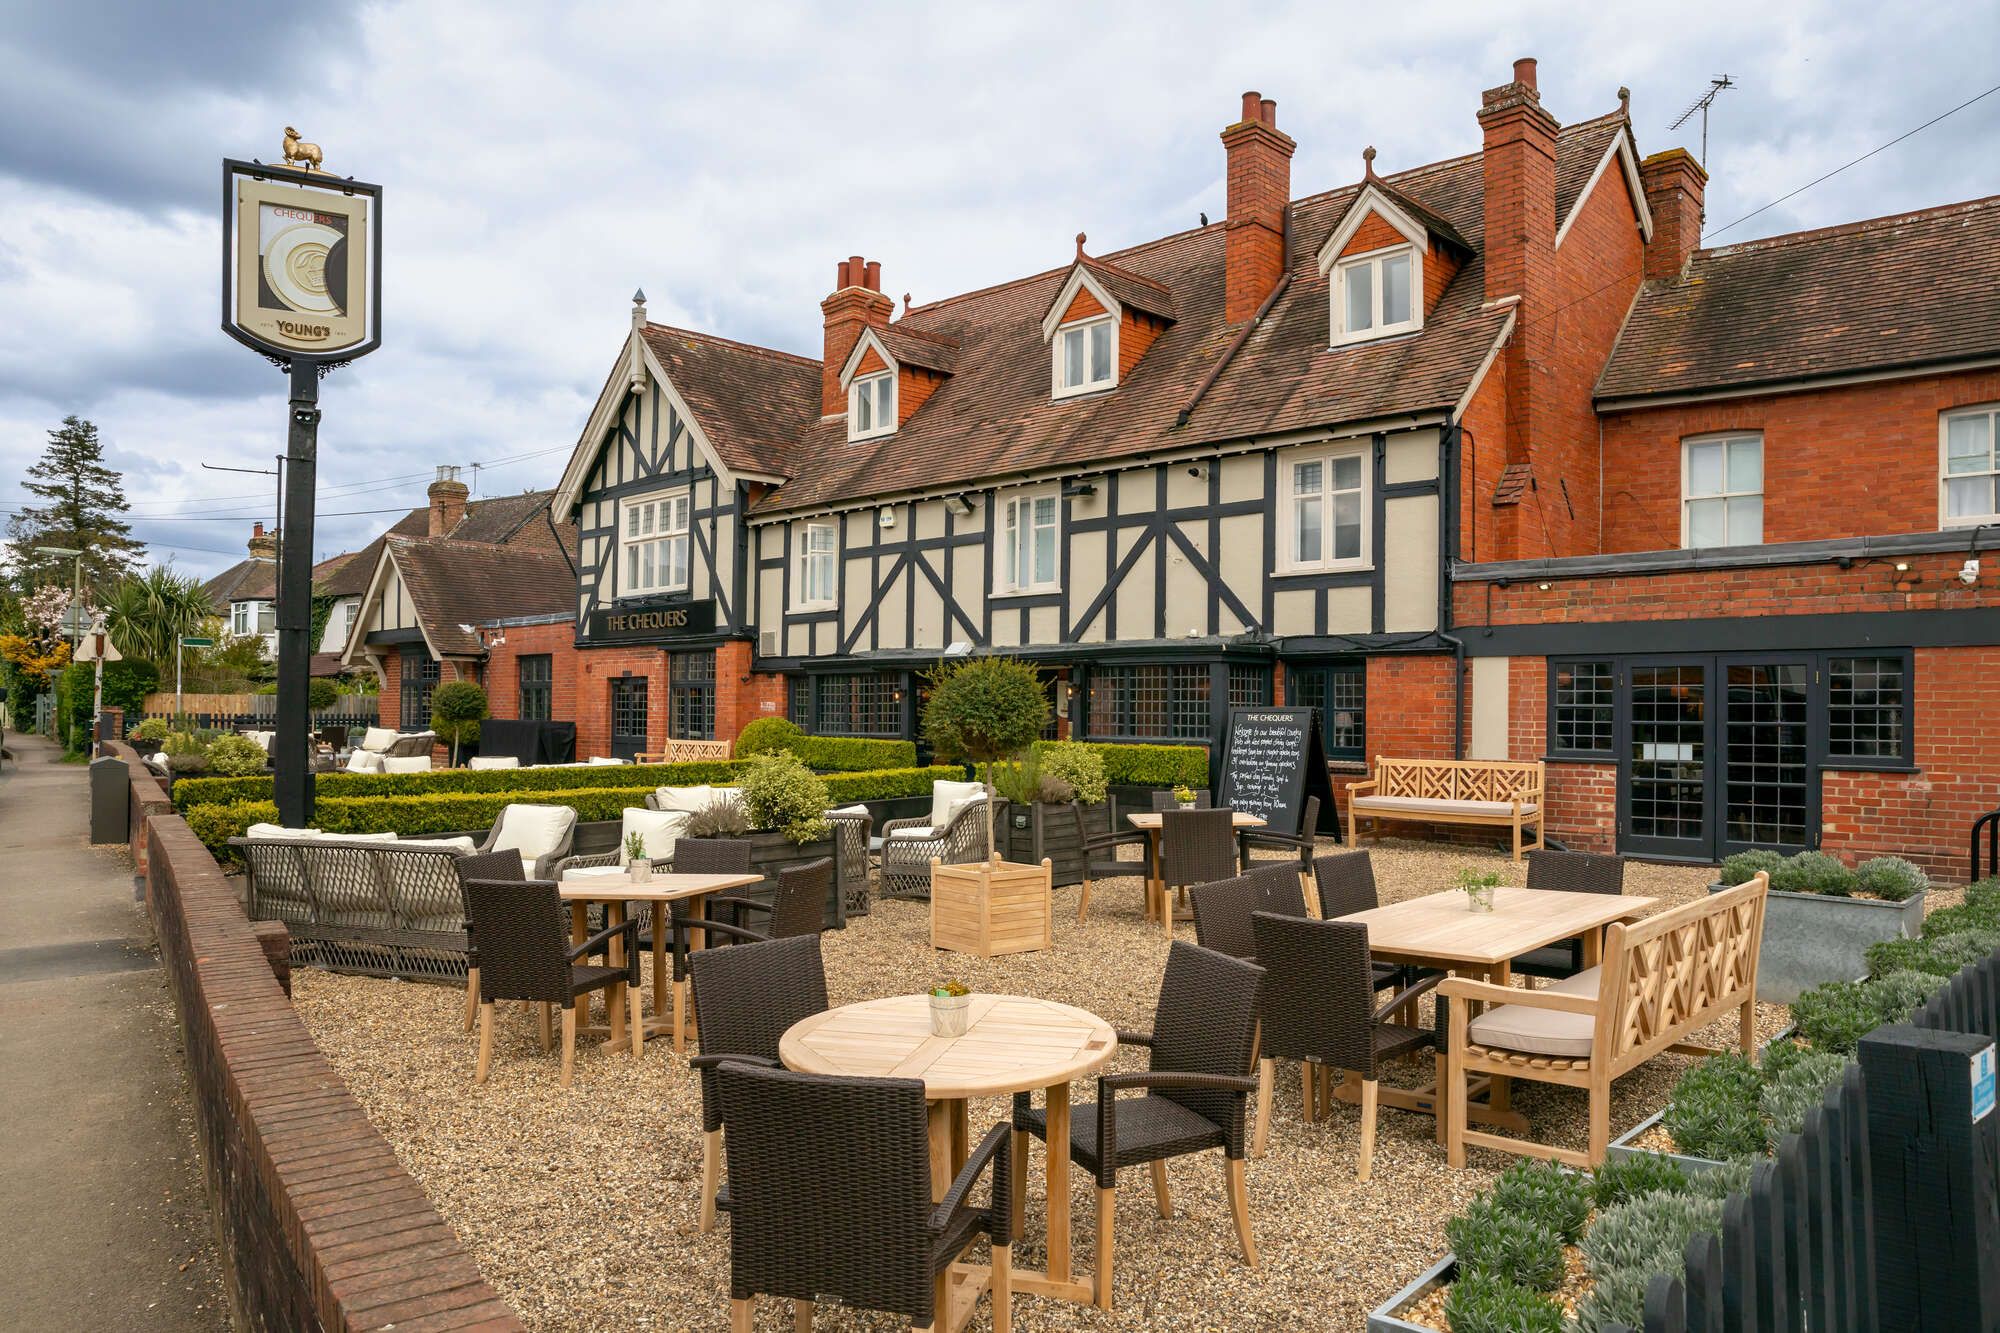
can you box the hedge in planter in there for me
[172,757,750,810]
[1034,739,1206,788]
[736,717,920,771]
[1715,848,1930,1003]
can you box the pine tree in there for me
[5,415,145,593]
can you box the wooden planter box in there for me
[931,855,1053,958]
[1707,881,1926,1003]
[995,801,1087,886]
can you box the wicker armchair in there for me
[687,933,829,1233]
[1237,794,1320,878]
[454,848,524,1034]
[473,803,577,879]
[1156,809,1239,937]
[1190,863,1303,963]
[727,857,832,941]
[1012,940,1263,1309]
[1512,849,1626,982]
[462,876,639,1086]
[1310,850,1403,994]
[716,1062,1013,1332]
[629,838,755,1050]
[1249,911,1441,1172]
[880,796,993,901]
[1071,800,1151,924]
[826,808,875,918]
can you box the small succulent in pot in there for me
[1171,783,1198,808]
[929,979,972,1037]
[624,830,652,882]
[1457,867,1503,912]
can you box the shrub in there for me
[1046,740,1208,788]
[1492,1160,1592,1244]
[1968,878,2000,913]
[1035,741,1108,805]
[1871,929,2000,980]
[1440,1269,1565,1333]
[1770,850,1856,896]
[737,753,832,844]
[205,733,268,776]
[1570,1266,1654,1333]
[1662,1053,1765,1160]
[791,735,917,771]
[1577,1192,1725,1330]
[1591,1153,1691,1209]
[132,717,170,742]
[820,765,968,804]
[683,800,750,838]
[1719,849,1785,887]
[1791,973,1943,1053]
[1919,899,2000,939]
[308,677,339,710]
[161,730,208,772]
[735,717,803,757]
[430,680,489,765]
[922,657,1047,774]
[1852,855,1927,902]
[1761,1050,1850,1144]
[1445,1197,1565,1293]
[173,758,752,810]
[1688,1154,1757,1201]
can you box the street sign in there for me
[74,633,122,663]
[181,636,214,648]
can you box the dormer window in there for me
[1334,246,1417,344]
[1053,317,1116,398]
[848,370,896,441]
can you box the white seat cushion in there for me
[313,830,401,843]
[466,755,519,770]
[344,750,385,774]
[404,835,476,854]
[655,785,745,815]
[1351,795,1539,818]
[381,755,432,774]
[247,822,316,840]
[587,756,627,765]
[887,826,936,840]
[491,804,573,863]
[1467,967,1602,1059]
[359,727,399,753]
[620,808,690,865]
[928,780,987,829]
[828,804,870,818]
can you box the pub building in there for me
[347,59,2000,877]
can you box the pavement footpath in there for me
[0,730,226,1330]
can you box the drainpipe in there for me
[1439,421,1467,759]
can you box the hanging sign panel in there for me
[222,158,381,363]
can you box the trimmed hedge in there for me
[791,736,918,771]
[189,764,963,856]
[173,759,747,811]
[1035,740,1207,788]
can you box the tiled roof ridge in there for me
[642,322,822,369]
[1698,193,2000,260]
[903,222,1222,318]
[881,321,962,349]
[387,532,570,556]
[1284,108,1623,214]
[1082,253,1174,297]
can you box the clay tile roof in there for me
[1556,112,1628,233]
[201,558,275,607]
[874,323,960,374]
[385,536,575,657]
[639,325,823,478]
[1080,256,1178,322]
[319,491,573,597]
[1491,461,1533,507]
[1598,195,2000,401]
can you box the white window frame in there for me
[1277,446,1370,573]
[1330,244,1421,346]
[1051,315,1118,399]
[995,486,1062,595]
[618,486,692,597]
[794,521,838,610]
[1680,433,1764,549]
[1941,403,2000,529]
[848,370,897,442]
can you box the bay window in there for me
[619,488,690,596]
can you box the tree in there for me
[920,656,1049,857]
[430,680,489,766]
[5,416,145,594]
[103,565,211,674]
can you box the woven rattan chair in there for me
[1237,794,1321,878]
[1511,849,1627,983]
[1071,800,1151,924]
[1190,863,1302,963]
[629,837,755,1050]
[1156,808,1239,937]
[826,808,874,918]
[1311,850,1402,994]
[1249,911,1441,1172]
[687,933,828,1233]
[727,856,831,940]
[463,876,639,1086]
[717,1062,1013,1331]
[454,848,524,1033]
[473,803,577,878]
[880,797,993,901]
[1012,940,1263,1309]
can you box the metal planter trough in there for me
[1707,881,1925,1003]
[1604,1024,1800,1172]
[1365,1253,1456,1333]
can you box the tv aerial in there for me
[1669,75,1735,169]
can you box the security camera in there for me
[1960,558,1982,585]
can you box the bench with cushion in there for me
[1441,872,1769,1168]
[1346,756,1545,860]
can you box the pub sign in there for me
[587,599,719,644]
[222,157,381,363]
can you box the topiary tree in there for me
[922,656,1048,857]
[307,677,339,711]
[430,679,489,767]
[736,716,803,757]
[205,733,269,776]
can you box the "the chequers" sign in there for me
[586,599,718,644]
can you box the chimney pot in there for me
[847,255,865,288]
[1259,97,1277,127]
[1513,57,1537,90]
[1240,90,1262,122]
[1220,88,1296,322]
[864,260,881,292]
[836,259,851,288]
[253,521,264,538]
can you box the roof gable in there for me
[1554,120,1653,250]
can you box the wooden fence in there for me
[141,692,380,719]
[1616,953,2000,1332]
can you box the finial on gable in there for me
[902,292,912,315]
[630,288,647,335]
[1075,231,1087,258]
[1618,86,1631,118]
[1362,145,1377,180]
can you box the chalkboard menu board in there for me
[1219,707,1338,838]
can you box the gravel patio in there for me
[293,840,1785,1331]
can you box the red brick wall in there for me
[715,639,786,742]
[1221,101,1294,323]
[1366,654,1457,760]
[1458,350,1515,562]
[898,365,946,423]
[1062,285,1108,323]
[1598,368,2000,553]
[1339,213,1407,259]
[1119,310,1166,377]
[480,620,580,727]
[378,648,402,727]
[1489,654,1619,852]
[573,647,668,759]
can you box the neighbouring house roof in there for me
[381,536,576,658]
[201,558,275,608]
[319,490,576,598]
[1598,194,2000,403]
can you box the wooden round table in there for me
[781,993,1117,1308]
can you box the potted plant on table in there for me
[1171,782,1198,809]
[1708,849,1930,1003]
[1457,867,1501,913]
[625,830,652,883]
[930,979,971,1037]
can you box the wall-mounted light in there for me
[878,508,897,529]
[1186,464,1206,480]
[1537,582,1552,592]
[1061,478,1098,499]
[1893,561,1911,573]
[947,494,977,518]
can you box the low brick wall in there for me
[110,742,519,1331]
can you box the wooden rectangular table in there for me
[1332,886,1656,1134]
[558,868,764,1052]
[1125,810,1266,934]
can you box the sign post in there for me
[74,616,122,735]
[176,636,213,718]
[221,140,381,827]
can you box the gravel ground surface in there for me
[295,840,1780,1332]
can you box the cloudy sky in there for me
[2,1,1995,579]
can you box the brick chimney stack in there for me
[1639,148,1708,279]
[427,465,469,537]
[820,256,894,415]
[247,521,278,561]
[1220,91,1295,323]
[1479,57,1560,467]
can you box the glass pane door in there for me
[609,677,648,761]
[1620,662,1711,857]
[1721,661,1812,855]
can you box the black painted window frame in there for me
[814,671,904,738]
[1285,660,1367,762]
[668,649,717,740]
[1084,663,1213,744]
[1547,657,1617,760]
[400,655,440,731]
[1822,650,1914,771]
[517,654,553,722]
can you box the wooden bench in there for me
[1346,756,1545,860]
[636,738,734,764]
[1441,872,1769,1168]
